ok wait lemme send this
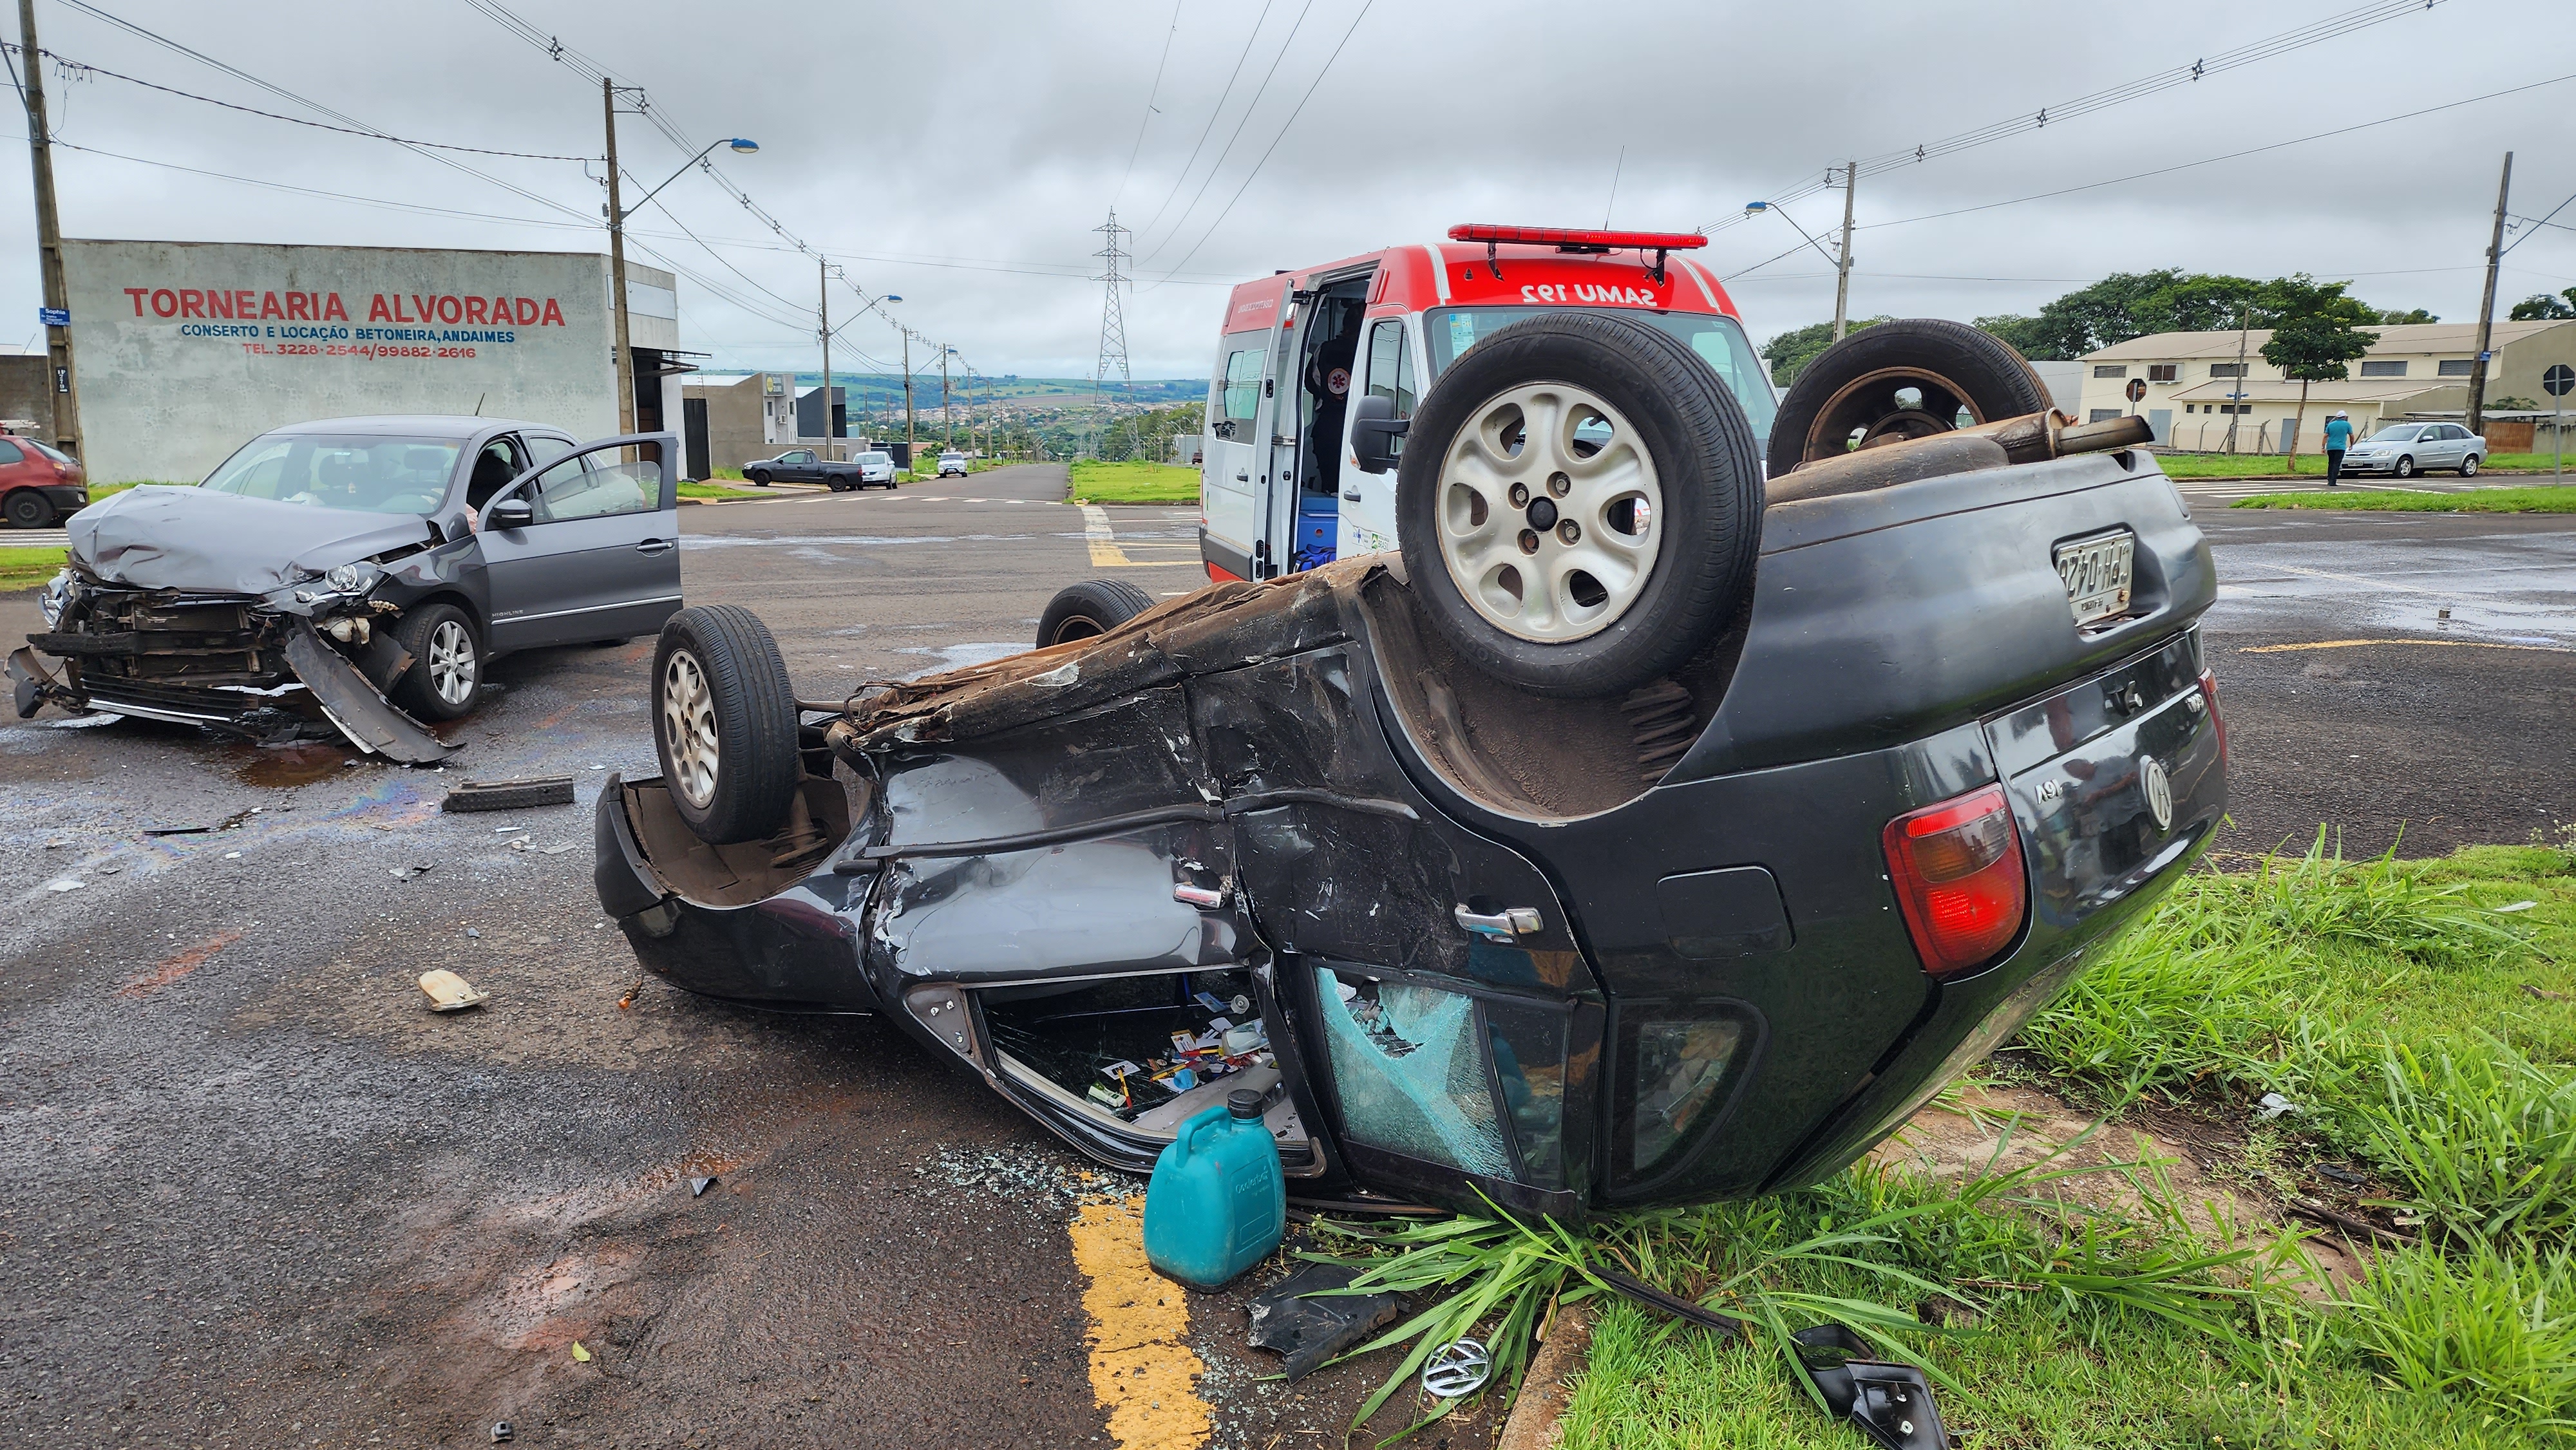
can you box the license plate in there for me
[2053,529,2135,626]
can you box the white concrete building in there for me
[62,240,689,484]
[2076,319,2576,455]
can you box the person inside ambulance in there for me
[1302,301,1361,504]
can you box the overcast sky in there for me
[2,0,2570,379]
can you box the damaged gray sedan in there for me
[12,417,682,763]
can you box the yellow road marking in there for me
[2240,637,2573,655]
[1083,505,1204,568]
[1066,1196,1209,1450]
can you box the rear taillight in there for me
[2198,668,2225,762]
[1882,785,2027,979]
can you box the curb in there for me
[1495,1301,1593,1450]
[676,485,831,507]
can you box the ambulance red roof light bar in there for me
[1446,224,1709,251]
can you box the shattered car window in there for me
[200,433,461,516]
[1316,968,1513,1179]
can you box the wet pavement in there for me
[0,462,2566,1446]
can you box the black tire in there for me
[388,601,482,721]
[4,489,53,529]
[2459,453,2479,477]
[652,604,799,845]
[1036,578,1155,647]
[1766,319,2050,476]
[749,469,772,486]
[2394,455,2416,478]
[1395,311,1762,699]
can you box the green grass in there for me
[0,544,66,591]
[2158,452,2575,479]
[676,480,775,502]
[2230,486,2576,513]
[1067,458,1199,504]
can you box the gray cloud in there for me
[1,0,2566,379]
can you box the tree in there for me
[1973,270,2265,359]
[2259,276,2378,455]
[1760,317,1890,386]
[2374,307,2439,325]
[2509,287,2576,321]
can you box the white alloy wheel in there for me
[1435,381,1663,643]
[661,648,721,809]
[427,619,478,706]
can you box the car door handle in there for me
[1454,905,1542,941]
[1341,489,1361,502]
[1236,471,1250,482]
[635,540,674,555]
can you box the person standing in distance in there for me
[2323,410,2354,487]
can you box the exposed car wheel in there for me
[4,490,53,529]
[1395,310,1761,699]
[389,602,482,721]
[749,470,772,486]
[2394,455,2416,478]
[2460,453,2480,477]
[1766,319,2051,476]
[652,604,799,845]
[1036,579,1155,647]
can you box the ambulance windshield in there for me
[1424,307,1776,449]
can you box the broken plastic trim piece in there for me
[1244,1261,1403,1381]
[1790,1323,1958,1450]
[280,617,456,764]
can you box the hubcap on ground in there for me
[662,649,720,809]
[428,619,476,706]
[1436,381,1662,643]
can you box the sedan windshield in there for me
[201,433,460,515]
[1424,307,1778,447]
[860,453,891,465]
[2366,424,2425,442]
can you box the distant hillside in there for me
[705,372,1202,408]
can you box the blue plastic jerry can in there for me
[1142,1089,1285,1288]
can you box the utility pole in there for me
[901,330,915,463]
[817,257,831,454]
[1832,163,1857,343]
[2221,303,2252,456]
[15,0,81,459]
[2467,151,2512,441]
[940,347,952,450]
[602,78,636,435]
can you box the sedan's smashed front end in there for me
[11,488,456,762]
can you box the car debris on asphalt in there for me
[443,775,576,812]
[1244,1262,1403,1381]
[690,1176,717,1197]
[418,970,488,1012]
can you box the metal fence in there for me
[2166,418,2294,455]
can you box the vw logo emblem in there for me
[2139,754,2174,831]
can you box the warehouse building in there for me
[62,239,692,484]
[2076,319,2576,454]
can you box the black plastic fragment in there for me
[1245,1263,1402,1381]
[444,776,577,813]
[1591,1266,1755,1342]
[1790,1323,1958,1450]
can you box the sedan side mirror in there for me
[488,496,535,529]
[1350,393,1408,475]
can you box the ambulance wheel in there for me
[1766,319,2050,475]
[1036,579,1155,647]
[653,605,799,845]
[1396,311,1761,699]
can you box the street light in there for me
[603,124,757,434]
[1745,196,1855,341]
[629,137,760,215]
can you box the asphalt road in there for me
[0,462,2568,1447]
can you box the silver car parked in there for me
[2340,422,2486,478]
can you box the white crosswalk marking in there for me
[2,528,71,547]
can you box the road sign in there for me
[2125,377,2147,404]
[2544,364,2574,398]
[37,306,66,327]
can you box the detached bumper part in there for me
[280,617,455,764]
[8,645,74,719]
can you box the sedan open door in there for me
[476,433,683,651]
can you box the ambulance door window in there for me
[1217,344,1264,438]
[1365,321,1416,418]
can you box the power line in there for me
[1134,0,1273,240]
[1703,0,2450,233]
[1157,0,1372,281]
[1115,0,1184,203]
[2,41,591,160]
[1136,0,1314,262]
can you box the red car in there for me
[3,434,88,529]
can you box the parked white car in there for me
[2341,422,2486,478]
[937,452,969,478]
[857,451,896,486]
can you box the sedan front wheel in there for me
[388,602,482,721]
[2394,455,2416,478]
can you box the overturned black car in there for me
[12,418,682,762]
[594,316,2224,1216]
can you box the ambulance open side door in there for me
[1201,280,1290,582]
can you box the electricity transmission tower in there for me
[1090,209,1132,458]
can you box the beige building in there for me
[2077,319,2576,455]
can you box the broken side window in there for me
[1315,967,1519,1181]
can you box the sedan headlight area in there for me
[292,560,382,606]
[38,569,71,628]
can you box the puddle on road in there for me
[234,741,354,788]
